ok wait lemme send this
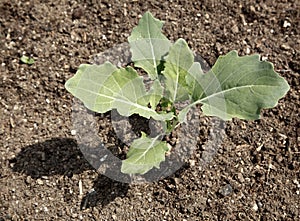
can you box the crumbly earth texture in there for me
[0,0,299,220]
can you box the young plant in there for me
[65,12,290,175]
[20,55,35,65]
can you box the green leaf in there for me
[179,50,290,122]
[65,62,173,121]
[147,79,164,110]
[121,132,170,174]
[163,38,194,102]
[20,55,35,65]
[185,62,205,101]
[128,11,171,80]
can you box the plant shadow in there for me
[10,137,91,178]
[9,137,129,209]
[80,175,129,210]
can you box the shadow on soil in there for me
[10,138,91,177]
[80,175,129,210]
[10,137,129,209]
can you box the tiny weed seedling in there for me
[20,55,35,65]
[65,12,290,175]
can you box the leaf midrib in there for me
[129,136,160,164]
[146,13,158,77]
[197,83,283,105]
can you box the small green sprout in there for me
[20,55,35,65]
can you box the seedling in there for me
[65,12,290,175]
[20,55,35,65]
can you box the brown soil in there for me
[1,0,299,220]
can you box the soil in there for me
[0,0,299,220]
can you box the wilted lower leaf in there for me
[128,11,171,80]
[121,132,170,174]
[179,50,290,122]
[65,62,173,121]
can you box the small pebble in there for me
[237,173,245,183]
[231,25,239,34]
[292,179,299,187]
[252,202,258,211]
[36,179,44,185]
[173,177,181,185]
[219,184,233,196]
[246,47,250,54]
[189,159,196,167]
[25,176,32,184]
[283,20,291,28]
[280,44,290,50]
[250,5,256,13]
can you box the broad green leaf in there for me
[65,62,173,121]
[185,62,205,101]
[128,11,171,80]
[179,50,290,122]
[147,79,164,110]
[163,38,194,102]
[121,132,170,174]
